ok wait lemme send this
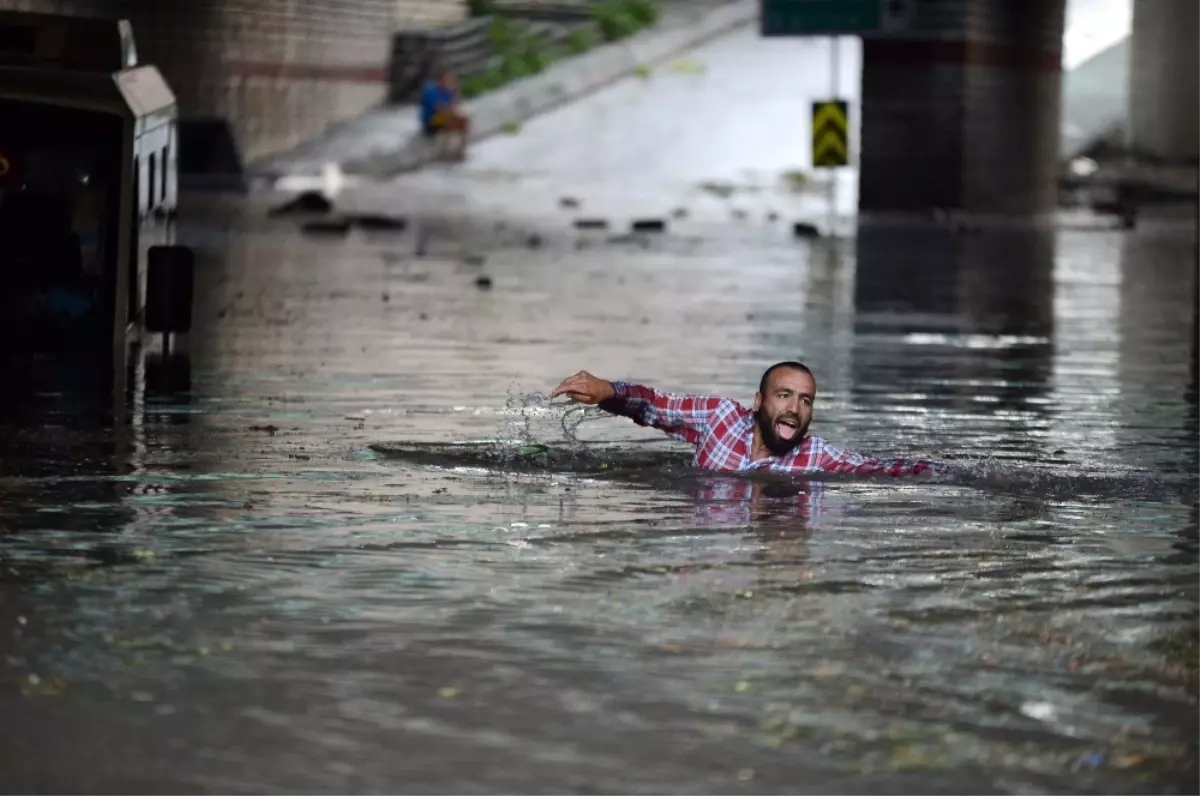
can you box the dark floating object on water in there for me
[369,441,692,475]
[1053,449,1066,457]
[301,217,352,235]
[631,218,666,233]
[560,196,581,209]
[475,275,493,289]
[574,218,609,230]
[269,190,333,216]
[792,222,820,239]
[766,210,780,222]
[352,213,408,231]
[671,207,689,219]
[526,233,544,249]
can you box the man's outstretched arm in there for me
[551,371,723,444]
[809,438,950,476]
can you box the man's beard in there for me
[755,405,808,457]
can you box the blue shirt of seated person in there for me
[419,79,455,136]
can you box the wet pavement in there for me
[273,25,863,227]
[2,26,1199,796]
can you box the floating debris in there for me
[781,169,809,191]
[792,222,820,239]
[631,218,666,233]
[352,213,407,231]
[21,673,66,697]
[267,190,332,217]
[698,181,735,199]
[301,217,352,235]
[670,58,705,74]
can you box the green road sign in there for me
[811,99,848,168]
[761,0,913,36]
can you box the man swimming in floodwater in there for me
[551,362,949,476]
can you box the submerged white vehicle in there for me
[0,10,194,413]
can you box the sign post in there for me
[811,35,848,236]
[811,95,848,236]
[762,0,915,236]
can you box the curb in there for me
[255,0,758,181]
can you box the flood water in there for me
[0,204,1196,794]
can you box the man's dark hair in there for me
[758,361,814,396]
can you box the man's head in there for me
[438,70,458,89]
[753,361,816,456]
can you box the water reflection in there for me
[688,476,827,528]
[851,227,1055,462]
[0,347,202,578]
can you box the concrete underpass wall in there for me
[1129,0,1198,162]
[0,0,468,163]
[859,0,1066,216]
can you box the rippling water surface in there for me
[0,205,1196,794]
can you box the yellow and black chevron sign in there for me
[811,99,849,168]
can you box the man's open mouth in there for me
[775,417,799,440]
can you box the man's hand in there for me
[550,370,615,404]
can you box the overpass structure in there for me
[0,0,458,166]
[765,0,1195,215]
[0,0,1194,215]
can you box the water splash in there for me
[559,404,610,446]
[500,385,611,453]
[501,385,547,446]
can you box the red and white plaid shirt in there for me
[600,381,949,476]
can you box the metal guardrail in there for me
[388,17,492,103]
[387,4,600,104]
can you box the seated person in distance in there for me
[419,71,470,160]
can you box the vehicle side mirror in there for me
[146,244,194,334]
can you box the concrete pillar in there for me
[858,0,1067,216]
[1129,0,1199,162]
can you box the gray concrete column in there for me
[859,0,1067,216]
[1129,0,1199,162]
